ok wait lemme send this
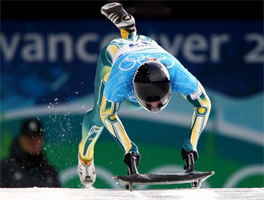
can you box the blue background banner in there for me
[1,20,263,112]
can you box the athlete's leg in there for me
[78,108,104,187]
[78,50,109,188]
[77,43,140,186]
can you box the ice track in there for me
[1,188,264,200]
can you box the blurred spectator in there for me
[0,118,60,187]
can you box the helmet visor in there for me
[136,89,171,113]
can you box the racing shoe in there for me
[78,154,96,188]
[101,2,136,33]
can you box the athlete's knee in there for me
[83,109,103,128]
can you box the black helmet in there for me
[133,60,171,113]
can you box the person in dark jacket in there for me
[0,118,60,188]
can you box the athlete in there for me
[78,2,211,188]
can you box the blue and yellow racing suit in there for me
[79,32,211,164]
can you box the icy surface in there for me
[0,188,264,200]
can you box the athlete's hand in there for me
[124,152,141,175]
[181,148,198,173]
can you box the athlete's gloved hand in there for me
[181,148,198,173]
[124,152,141,175]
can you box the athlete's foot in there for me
[77,153,96,188]
[101,2,136,33]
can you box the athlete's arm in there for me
[99,93,139,155]
[99,71,139,155]
[181,81,211,171]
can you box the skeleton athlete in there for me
[78,2,211,188]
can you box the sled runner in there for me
[113,171,215,191]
